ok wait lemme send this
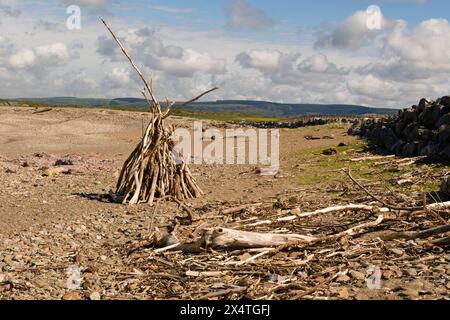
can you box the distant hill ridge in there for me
[11,97,398,117]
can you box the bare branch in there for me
[100,18,158,109]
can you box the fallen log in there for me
[167,215,385,254]
[378,223,450,241]
[432,237,450,247]
[205,227,315,249]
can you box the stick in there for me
[246,204,388,227]
[181,87,219,107]
[154,242,181,254]
[432,237,450,247]
[199,286,247,300]
[343,169,423,211]
[100,18,158,107]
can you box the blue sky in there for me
[100,0,450,30]
[0,0,449,108]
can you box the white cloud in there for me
[237,50,347,82]
[1,2,450,109]
[315,10,387,49]
[97,27,226,78]
[7,42,70,80]
[384,19,450,73]
[235,50,282,71]
[36,42,70,63]
[9,48,36,69]
[102,67,130,88]
[226,0,275,31]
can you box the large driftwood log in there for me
[207,227,315,249]
[170,216,385,253]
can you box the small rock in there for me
[338,142,348,147]
[62,291,83,300]
[390,248,404,256]
[400,289,419,299]
[42,167,71,177]
[54,159,73,166]
[322,148,338,156]
[337,274,350,283]
[338,288,350,299]
[89,291,101,300]
[349,270,366,281]
[355,292,370,300]
[406,269,417,277]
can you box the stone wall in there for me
[349,96,450,158]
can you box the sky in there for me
[0,0,450,108]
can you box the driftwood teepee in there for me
[101,19,217,204]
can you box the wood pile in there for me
[100,19,216,204]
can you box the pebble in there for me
[89,291,101,300]
[62,291,83,300]
[400,289,419,299]
[390,248,404,256]
[355,292,370,300]
[337,274,350,283]
[406,269,417,277]
[349,270,366,281]
[338,288,350,299]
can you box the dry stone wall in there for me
[349,96,450,158]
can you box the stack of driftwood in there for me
[101,19,216,204]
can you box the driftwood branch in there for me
[343,169,424,211]
[100,18,158,109]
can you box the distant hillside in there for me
[15,97,398,117]
[187,100,397,117]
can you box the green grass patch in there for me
[286,140,446,196]
[172,108,287,123]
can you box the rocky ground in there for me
[0,106,449,300]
